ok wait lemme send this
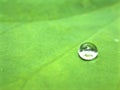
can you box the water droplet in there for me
[78,42,98,61]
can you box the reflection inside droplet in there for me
[78,42,98,60]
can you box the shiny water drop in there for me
[78,42,98,60]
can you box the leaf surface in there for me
[0,0,120,90]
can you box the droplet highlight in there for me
[78,42,98,61]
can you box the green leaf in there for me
[0,0,120,90]
[0,0,120,22]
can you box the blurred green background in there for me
[0,0,120,90]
